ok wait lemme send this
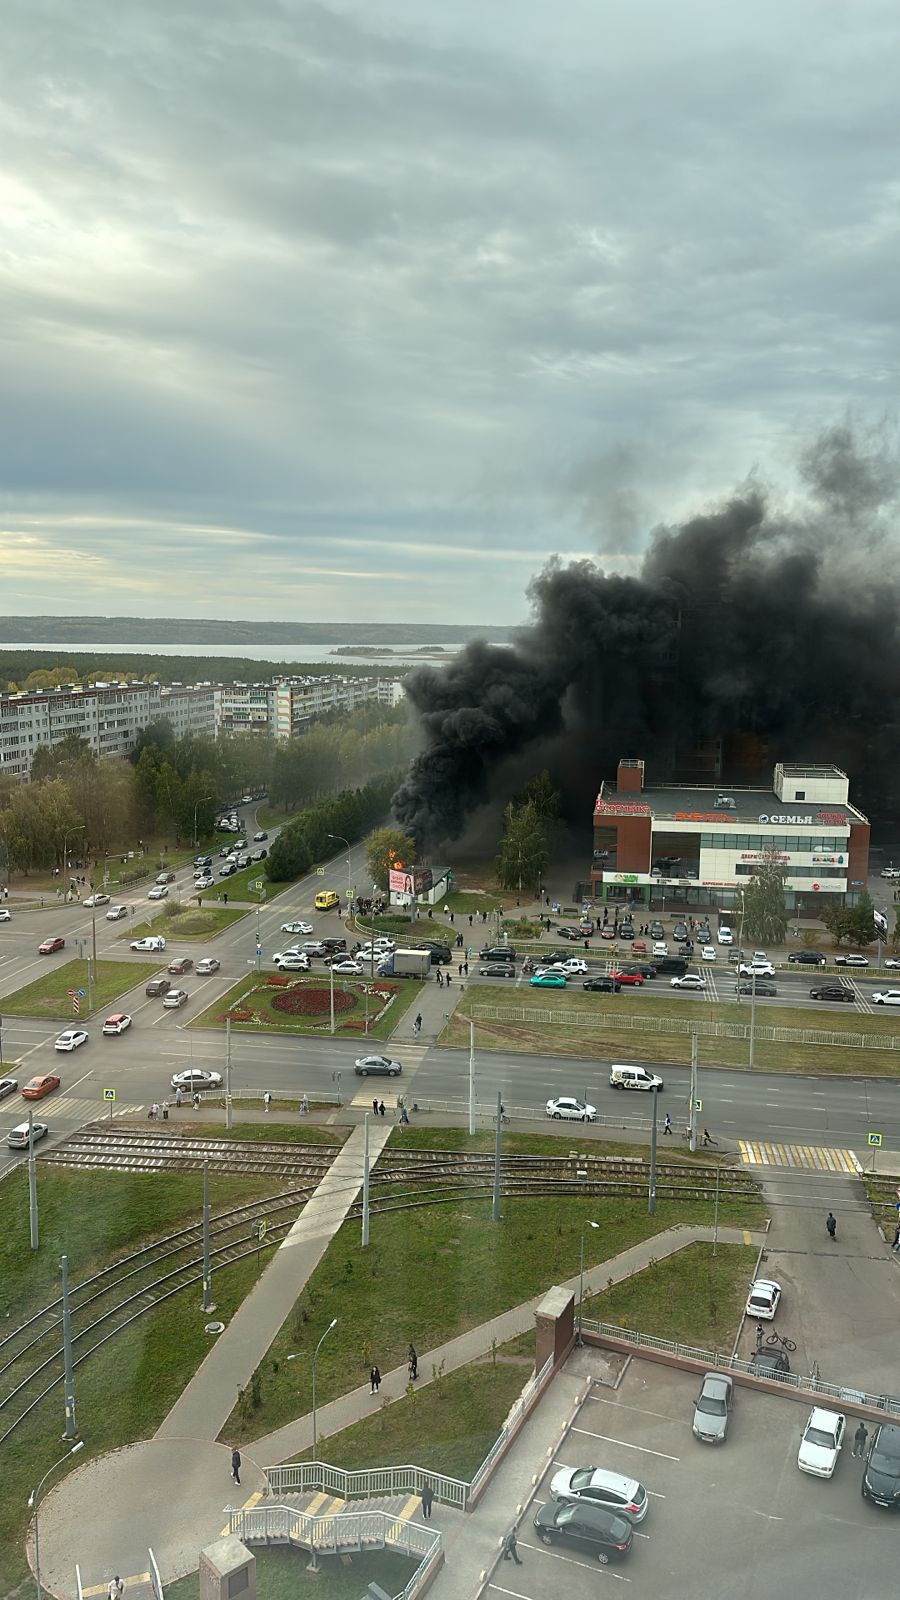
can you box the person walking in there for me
[408,1344,418,1380]
[458,963,463,977]
[502,1529,522,1565]
[231,1447,241,1484]
[378,1100,386,1118]
[826,1211,837,1240]
[463,960,468,976]
[373,1098,379,1117]
[892,1223,900,1251]
[263,1090,272,1114]
[446,974,452,988]
[436,969,443,988]
[420,1478,434,1519]
[175,1086,183,1109]
[755,1321,764,1350]
[853,1422,869,1458]
[415,1013,422,1035]
[370,1365,381,1394]
[663,1113,672,1135]
[108,1580,124,1600]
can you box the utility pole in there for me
[749,969,757,1069]
[468,1018,476,1135]
[713,1163,721,1256]
[28,1109,39,1250]
[648,1084,658,1214]
[688,1031,698,1153]
[329,961,335,1036]
[201,1157,214,1312]
[60,1255,77,1440]
[362,1112,370,1248]
[492,1092,503,1221]
[225,1015,233,1131]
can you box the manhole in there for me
[205,1320,226,1335]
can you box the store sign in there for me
[816,812,849,825]
[675,811,736,823]
[741,852,788,862]
[595,799,652,815]
[758,813,813,825]
[812,854,844,864]
[608,872,655,885]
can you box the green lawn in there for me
[180,1120,347,1145]
[166,1548,419,1600]
[190,971,425,1041]
[366,914,452,944]
[210,860,278,901]
[442,984,900,1075]
[0,957,161,1019]
[444,890,504,915]
[120,905,248,942]
[583,1241,758,1348]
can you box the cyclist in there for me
[826,1211,837,1240]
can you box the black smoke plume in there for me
[393,425,900,846]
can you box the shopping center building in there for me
[591,758,870,912]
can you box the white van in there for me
[609,1064,664,1092]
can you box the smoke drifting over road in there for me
[393,426,900,846]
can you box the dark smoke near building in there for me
[393,425,900,847]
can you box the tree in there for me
[843,888,876,949]
[740,848,788,945]
[496,800,549,896]
[31,734,93,782]
[516,769,561,824]
[366,827,416,891]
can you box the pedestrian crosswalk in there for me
[738,1139,861,1173]
[348,1044,430,1108]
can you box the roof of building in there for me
[594,781,866,826]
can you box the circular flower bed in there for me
[272,986,355,1016]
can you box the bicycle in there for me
[766,1332,797,1351]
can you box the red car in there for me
[22,1073,61,1100]
[167,956,194,975]
[38,937,66,955]
[599,928,618,940]
[611,970,644,987]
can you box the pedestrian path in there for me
[739,1139,861,1172]
[155,1119,392,1442]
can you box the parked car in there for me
[673,923,689,942]
[834,954,869,967]
[700,945,717,961]
[8,1121,49,1148]
[168,957,194,975]
[797,1408,845,1478]
[54,1029,89,1052]
[557,926,584,941]
[650,921,665,939]
[749,1347,791,1378]
[106,905,128,920]
[132,936,166,952]
[533,1502,633,1563]
[549,1465,649,1523]
[692,1372,733,1443]
[38,937,66,955]
[163,989,189,1009]
[746,1278,782,1320]
[717,927,733,944]
[170,1068,223,1093]
[652,941,668,957]
[810,985,855,1002]
[102,1014,132,1035]
[195,958,221,975]
[862,1423,900,1508]
[354,1055,402,1077]
[788,950,827,965]
[22,1074,61,1100]
[546,1097,597,1121]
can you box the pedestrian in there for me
[702,1128,712,1146]
[301,1093,309,1114]
[415,1012,422,1034]
[468,914,473,926]
[379,1100,385,1117]
[408,1344,418,1380]
[263,1090,271,1114]
[826,1211,837,1240]
[449,911,455,923]
[436,969,443,988]
[373,1098,379,1117]
[162,1100,169,1120]
[193,1092,201,1109]
[446,974,452,987]
[231,1446,241,1484]
[223,892,228,905]
[175,1087,183,1108]
[443,904,449,917]
[502,1529,522,1565]
[892,1223,900,1251]
[663,1113,672,1135]
[370,1365,381,1393]
[400,1105,410,1124]
[420,1478,433,1519]
[458,963,463,977]
[463,960,468,976]
[584,940,590,950]
[108,1579,124,1600]
[755,1321,764,1350]
[853,1422,869,1458]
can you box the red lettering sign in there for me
[674,812,737,823]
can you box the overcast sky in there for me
[1,0,897,625]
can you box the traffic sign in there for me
[693,1098,702,1111]
[345,888,354,899]
[103,1088,116,1102]
[250,879,263,892]
[257,1220,268,1242]
[316,867,325,876]
[77,988,86,998]
[868,1132,884,1147]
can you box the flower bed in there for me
[272,986,355,1016]
[227,1007,253,1021]
[266,974,291,987]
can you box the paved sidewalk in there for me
[156,1120,392,1441]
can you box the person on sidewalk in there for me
[415,1013,422,1035]
[663,1113,672,1135]
[373,1098,379,1117]
[370,1365,381,1393]
[853,1422,869,1458]
[175,1087,183,1108]
[408,1344,418,1380]
[378,1100,386,1117]
[755,1321,764,1350]
[231,1447,241,1484]
[502,1529,522,1565]
[420,1479,433,1519]
[892,1223,900,1251]
[108,1579,124,1600]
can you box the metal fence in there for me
[470,1004,900,1052]
[469,1354,554,1496]
[582,1319,900,1412]
[229,1503,442,1561]
[148,1547,164,1600]
[266,1459,470,1509]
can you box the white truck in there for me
[376,948,432,979]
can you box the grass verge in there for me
[0,957,161,1019]
[121,905,248,941]
[166,1548,419,1600]
[190,972,425,1040]
[583,1240,758,1348]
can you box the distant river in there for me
[0,641,480,668]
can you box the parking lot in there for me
[484,1357,897,1599]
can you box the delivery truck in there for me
[376,948,432,978]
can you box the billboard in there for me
[389,866,433,896]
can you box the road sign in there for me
[103,1088,116,1102]
[316,866,325,876]
[250,879,263,892]
[693,1098,702,1111]
[868,1132,884,1147]
[257,1220,267,1242]
[77,989,86,998]
[345,888,354,899]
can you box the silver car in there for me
[692,1372,733,1443]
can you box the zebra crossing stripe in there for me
[738,1139,861,1172]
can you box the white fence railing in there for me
[469,1004,900,1052]
[229,1503,442,1561]
[148,1547,164,1600]
[266,1460,470,1508]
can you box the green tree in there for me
[365,826,416,891]
[844,888,876,949]
[516,769,561,824]
[740,848,789,945]
[496,800,549,897]
[30,734,93,782]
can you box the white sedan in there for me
[797,1408,846,1477]
[671,973,706,989]
[0,909,10,923]
[546,1097,598,1122]
[281,921,314,935]
[717,927,733,945]
[147,885,169,900]
[652,941,668,957]
[54,1029,89,1052]
[746,1278,782,1320]
[106,905,128,920]
[834,954,869,967]
[873,991,900,1006]
[330,959,364,976]
[273,953,310,971]
[83,893,110,907]
[700,946,716,961]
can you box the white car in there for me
[884,958,900,969]
[170,1068,223,1092]
[739,961,776,978]
[797,1408,846,1478]
[106,905,128,920]
[193,877,213,890]
[560,958,588,975]
[8,1121,49,1148]
[273,953,310,971]
[281,921,314,935]
[717,927,733,945]
[101,1013,132,1035]
[834,954,869,967]
[83,893,110,907]
[147,885,169,900]
[873,991,900,1006]
[652,941,668,957]
[195,957,221,975]
[330,959,364,976]
[0,909,10,923]
[131,935,166,952]
[162,989,189,1009]
[54,1029,89,1051]
[881,867,900,879]
[671,973,706,989]
[700,946,716,961]
[549,1465,649,1522]
[746,1278,782,1320]
[546,1097,598,1122]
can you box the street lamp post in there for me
[308,1316,338,1570]
[62,824,84,889]
[327,834,352,904]
[577,1221,600,1344]
[193,793,214,849]
[29,1440,84,1600]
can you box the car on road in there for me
[218,863,237,878]
[746,1278,782,1319]
[749,1346,791,1378]
[145,977,172,998]
[54,1029,89,1052]
[148,885,169,900]
[170,1068,223,1093]
[168,957,194,975]
[22,1073,61,1100]
[546,1096,597,1121]
[273,953,310,971]
[480,963,515,977]
[83,892,110,907]
[38,937,65,955]
[611,970,644,986]
[692,1372,733,1443]
[102,1014,132,1035]
[194,855,213,868]
[531,970,567,987]
[330,959,364,976]
[195,957,221,975]
[549,1465,649,1523]
[193,876,214,890]
[788,950,827,965]
[131,936,166,952]
[873,991,900,1006]
[739,961,776,978]
[253,831,268,841]
[8,1121,49,1148]
[0,908,11,922]
[671,973,706,989]
[533,1500,633,1562]
[700,945,716,961]
[300,941,327,957]
[163,989,189,1008]
[885,959,900,969]
[717,926,733,944]
[810,985,855,1002]
[106,905,128,920]
[0,1077,18,1101]
[797,1407,846,1477]
[480,946,517,961]
[282,921,314,935]
[354,1055,402,1076]
[583,976,620,992]
[542,957,587,975]
[835,954,869,966]
[862,1423,900,1508]
[156,872,177,884]
[735,980,777,997]
[621,962,657,979]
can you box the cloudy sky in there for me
[1,0,897,625]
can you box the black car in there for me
[480,963,515,978]
[788,950,827,966]
[656,956,687,975]
[863,1424,900,1508]
[673,924,689,942]
[583,976,620,993]
[480,946,517,962]
[650,921,665,939]
[735,980,777,997]
[533,1501,633,1563]
[321,937,348,953]
[749,1347,790,1378]
[618,923,635,940]
[810,985,855,1002]
[697,926,711,944]
[415,941,452,965]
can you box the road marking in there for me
[738,1140,861,1173]
[516,1543,631,1580]
[570,1427,680,1462]
[67,1068,94,1094]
